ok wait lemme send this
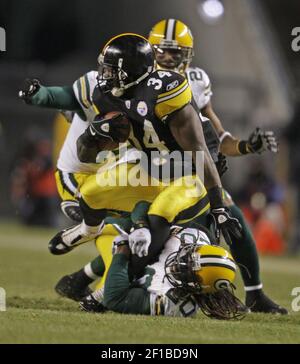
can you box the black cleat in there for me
[79,294,107,313]
[246,291,288,314]
[55,274,92,302]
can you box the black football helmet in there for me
[97,33,155,96]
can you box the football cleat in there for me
[55,274,92,302]
[246,291,288,314]
[48,221,104,255]
[60,200,83,223]
[79,294,107,313]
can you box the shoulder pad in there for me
[186,67,211,88]
[153,70,191,121]
[151,70,186,94]
[73,70,99,121]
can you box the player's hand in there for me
[215,153,228,177]
[129,227,151,257]
[247,128,279,154]
[210,207,242,245]
[18,78,41,103]
[76,130,101,163]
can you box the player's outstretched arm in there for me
[202,102,278,156]
[18,78,82,114]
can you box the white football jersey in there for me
[57,71,140,174]
[185,67,212,110]
[144,227,210,317]
[73,70,99,122]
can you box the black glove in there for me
[210,207,242,245]
[18,78,41,103]
[92,112,129,142]
[215,153,228,177]
[246,128,279,154]
[76,129,101,163]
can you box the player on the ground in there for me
[80,223,246,320]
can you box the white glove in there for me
[129,227,151,257]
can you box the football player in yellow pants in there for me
[147,19,286,314]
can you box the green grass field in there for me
[0,221,300,344]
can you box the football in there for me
[93,111,131,151]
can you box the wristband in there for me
[131,221,149,231]
[219,131,232,144]
[207,186,224,209]
[237,140,250,155]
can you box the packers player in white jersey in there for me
[146,19,286,314]
[79,222,246,320]
[54,71,149,223]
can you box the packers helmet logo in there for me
[214,279,231,290]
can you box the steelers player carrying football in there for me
[20,75,165,300]
[144,19,286,314]
[18,28,286,311]
[19,33,243,276]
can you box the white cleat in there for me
[48,221,104,255]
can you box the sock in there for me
[79,197,107,226]
[227,204,262,288]
[245,287,264,303]
[85,255,105,278]
[92,288,104,302]
[81,220,104,235]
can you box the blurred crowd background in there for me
[0,0,299,254]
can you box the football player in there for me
[146,19,286,314]
[19,33,242,277]
[80,223,246,320]
[75,33,242,274]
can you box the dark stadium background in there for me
[0,0,299,252]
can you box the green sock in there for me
[227,204,262,288]
[83,255,105,280]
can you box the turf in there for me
[0,221,300,344]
